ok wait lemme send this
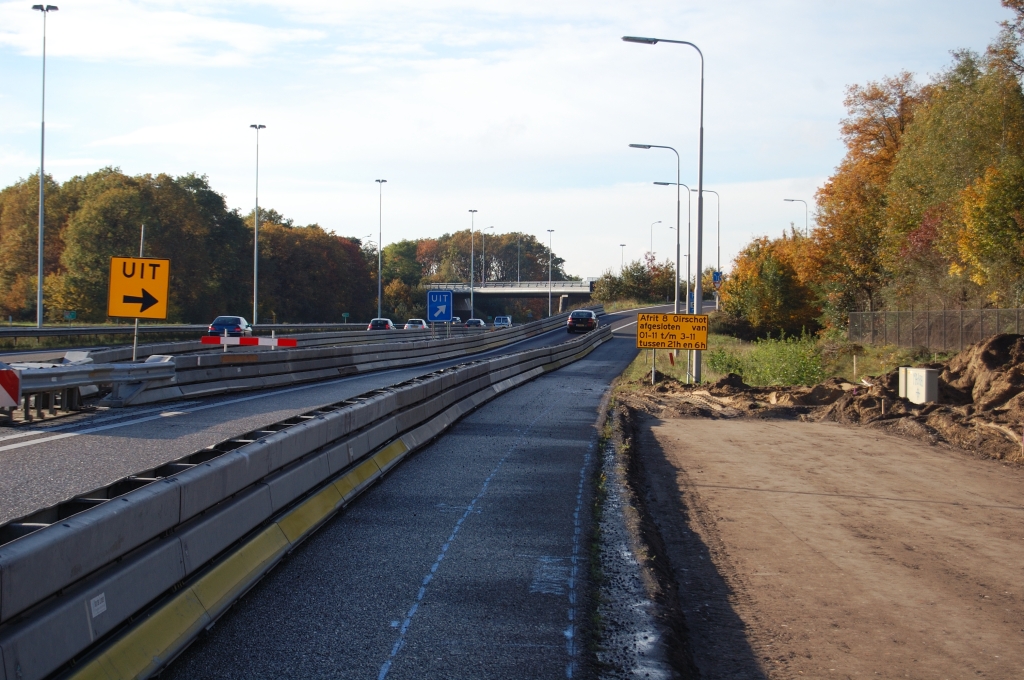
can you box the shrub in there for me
[743,333,826,386]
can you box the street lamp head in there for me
[620,243,626,247]
[250,124,265,130]
[376,179,387,184]
[629,144,652,149]
[653,182,673,186]
[622,36,658,44]
[468,209,477,213]
[33,5,58,11]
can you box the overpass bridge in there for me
[423,281,594,313]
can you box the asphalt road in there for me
[0,307,664,524]
[162,313,644,679]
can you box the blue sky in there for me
[0,0,1014,279]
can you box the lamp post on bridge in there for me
[468,210,478,318]
[547,229,554,317]
[375,179,387,319]
[482,226,493,284]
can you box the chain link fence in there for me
[848,309,1024,352]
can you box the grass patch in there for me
[598,299,667,313]
[616,330,960,392]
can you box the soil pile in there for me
[624,335,1024,462]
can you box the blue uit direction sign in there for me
[428,290,453,322]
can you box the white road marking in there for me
[0,402,202,443]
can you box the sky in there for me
[0,0,1015,281]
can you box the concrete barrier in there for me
[0,324,610,680]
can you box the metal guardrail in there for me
[99,308,602,407]
[0,322,370,341]
[0,324,612,680]
[848,308,1024,351]
[0,311,602,421]
[424,281,593,291]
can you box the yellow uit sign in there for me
[107,257,170,320]
[636,313,708,350]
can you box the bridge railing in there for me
[424,281,593,291]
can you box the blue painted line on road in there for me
[377,409,548,680]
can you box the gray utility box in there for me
[898,366,939,404]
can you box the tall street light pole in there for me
[620,243,626,271]
[654,180,691,311]
[468,210,477,318]
[624,35,706,382]
[482,226,494,284]
[649,220,661,259]
[547,230,555,316]
[375,179,387,319]
[33,4,57,328]
[698,190,721,274]
[630,144,681,314]
[517,233,521,283]
[784,198,808,236]
[249,124,265,325]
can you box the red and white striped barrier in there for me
[0,362,20,408]
[200,336,298,348]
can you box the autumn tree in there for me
[719,237,819,338]
[811,72,923,322]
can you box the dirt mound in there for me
[940,334,1024,410]
[624,334,1024,462]
[709,373,749,392]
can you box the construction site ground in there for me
[614,336,1024,679]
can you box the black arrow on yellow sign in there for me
[122,289,159,313]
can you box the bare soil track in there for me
[618,399,1024,679]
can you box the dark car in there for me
[367,318,396,330]
[567,310,598,333]
[464,318,485,328]
[208,316,252,337]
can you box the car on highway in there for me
[207,316,253,337]
[493,316,512,328]
[465,318,485,328]
[451,316,462,325]
[566,310,598,333]
[367,318,396,330]
[404,319,428,330]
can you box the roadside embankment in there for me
[610,387,1024,678]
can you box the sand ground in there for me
[632,414,1024,679]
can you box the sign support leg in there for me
[132,318,139,362]
[652,350,656,385]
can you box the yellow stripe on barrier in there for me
[277,484,343,544]
[348,457,381,491]
[371,439,409,472]
[68,589,210,680]
[191,524,289,616]
[333,470,357,500]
